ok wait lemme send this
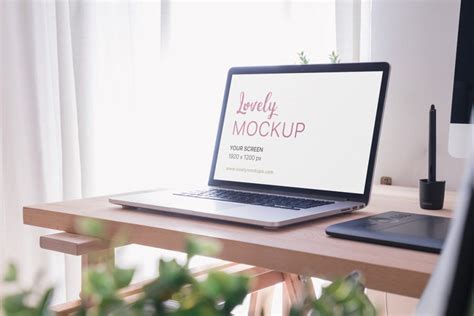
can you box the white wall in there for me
[371,0,466,191]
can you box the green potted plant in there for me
[2,222,375,315]
[2,246,375,315]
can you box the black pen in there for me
[429,104,436,182]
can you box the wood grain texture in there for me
[283,274,314,306]
[249,287,275,316]
[24,185,457,298]
[40,232,110,256]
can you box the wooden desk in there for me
[23,185,456,299]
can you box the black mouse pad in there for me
[325,211,450,253]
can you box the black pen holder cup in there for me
[419,179,446,210]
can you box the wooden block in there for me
[380,176,392,185]
[40,232,110,256]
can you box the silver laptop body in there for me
[110,63,390,228]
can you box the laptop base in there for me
[110,189,362,228]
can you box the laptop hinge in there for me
[208,184,351,202]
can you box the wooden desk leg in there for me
[282,283,292,315]
[40,232,117,297]
[248,286,275,316]
[283,274,315,309]
[81,249,115,271]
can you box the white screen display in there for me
[213,71,383,194]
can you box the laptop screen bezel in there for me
[208,62,390,204]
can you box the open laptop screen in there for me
[211,66,386,196]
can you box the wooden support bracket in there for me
[40,232,112,256]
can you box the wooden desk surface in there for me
[23,185,456,298]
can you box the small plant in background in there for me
[297,50,341,65]
[2,218,376,315]
[297,51,310,65]
[329,51,341,64]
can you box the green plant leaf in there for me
[113,268,135,289]
[328,50,340,64]
[3,293,27,314]
[144,258,192,304]
[76,218,105,238]
[297,51,310,65]
[289,305,302,316]
[201,271,249,314]
[84,270,116,298]
[312,298,334,316]
[185,238,221,260]
[330,280,354,302]
[36,288,54,316]
[313,273,375,316]
[4,263,17,283]
[99,296,127,315]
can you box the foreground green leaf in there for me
[4,263,17,283]
[83,270,116,298]
[3,293,28,314]
[36,288,54,316]
[76,218,105,238]
[113,268,135,289]
[185,238,221,260]
[1,235,376,316]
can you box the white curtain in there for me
[336,0,372,62]
[0,0,161,301]
[1,0,361,306]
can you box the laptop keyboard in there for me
[174,189,334,210]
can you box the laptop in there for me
[110,63,390,228]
